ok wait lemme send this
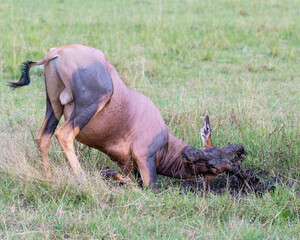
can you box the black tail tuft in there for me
[7,61,34,89]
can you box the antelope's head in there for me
[181,145,231,177]
[180,115,247,177]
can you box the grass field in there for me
[0,0,299,239]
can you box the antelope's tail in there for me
[8,49,59,89]
[7,61,36,89]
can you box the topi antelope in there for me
[9,44,246,190]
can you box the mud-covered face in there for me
[181,146,230,176]
[181,144,247,176]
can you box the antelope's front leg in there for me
[135,154,158,189]
[132,131,168,190]
[203,175,217,197]
[100,167,131,184]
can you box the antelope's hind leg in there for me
[55,62,113,182]
[36,61,64,177]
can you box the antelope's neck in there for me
[157,133,194,179]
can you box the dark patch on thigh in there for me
[44,94,60,135]
[70,61,113,130]
[146,131,168,186]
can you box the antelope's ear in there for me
[204,115,210,125]
[201,115,211,136]
[200,115,212,148]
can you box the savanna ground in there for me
[0,0,299,239]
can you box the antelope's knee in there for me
[36,135,42,146]
[36,133,50,150]
[55,131,67,146]
[56,128,76,150]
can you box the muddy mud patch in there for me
[162,167,286,197]
[100,166,296,197]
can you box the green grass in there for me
[0,0,299,239]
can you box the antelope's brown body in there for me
[10,44,246,188]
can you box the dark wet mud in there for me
[100,166,292,197]
[172,167,283,196]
